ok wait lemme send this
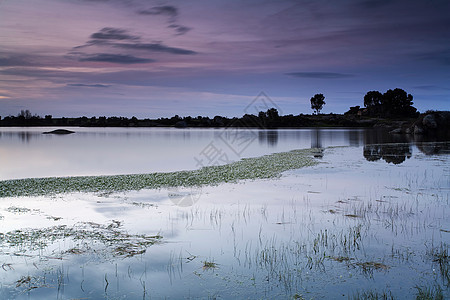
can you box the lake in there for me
[0,126,428,180]
[0,127,448,299]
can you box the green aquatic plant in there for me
[0,148,319,198]
[202,260,218,270]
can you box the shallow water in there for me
[0,126,426,180]
[0,134,449,298]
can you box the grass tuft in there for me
[415,285,444,300]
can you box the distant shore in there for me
[0,112,420,129]
[1,111,448,138]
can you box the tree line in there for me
[0,88,419,128]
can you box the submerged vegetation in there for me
[350,289,395,300]
[415,285,445,300]
[0,136,448,298]
[0,148,319,198]
[0,220,162,259]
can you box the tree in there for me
[382,88,416,116]
[363,90,383,115]
[364,91,383,108]
[266,108,279,120]
[310,94,325,114]
[18,109,32,119]
[362,88,417,117]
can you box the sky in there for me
[0,0,449,118]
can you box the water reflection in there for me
[311,129,324,158]
[0,127,448,179]
[0,130,38,142]
[416,141,450,155]
[1,145,448,299]
[363,144,412,164]
[258,130,278,147]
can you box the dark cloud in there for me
[0,67,75,79]
[137,5,191,36]
[73,39,108,49]
[78,53,155,64]
[67,83,110,88]
[286,72,354,79]
[168,24,191,36]
[91,27,139,41]
[138,5,178,17]
[115,42,196,55]
[74,28,196,54]
[0,54,34,67]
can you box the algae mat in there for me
[0,148,319,197]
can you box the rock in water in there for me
[409,111,450,136]
[43,129,75,135]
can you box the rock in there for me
[389,128,403,134]
[414,125,424,135]
[43,129,75,134]
[422,114,437,129]
[409,111,450,136]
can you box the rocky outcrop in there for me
[43,129,75,134]
[409,111,450,136]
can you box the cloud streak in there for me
[67,83,110,88]
[0,54,36,67]
[168,24,191,36]
[78,53,154,64]
[416,49,450,66]
[74,28,197,55]
[138,5,178,17]
[286,72,354,79]
[137,5,191,36]
[114,42,196,55]
[90,27,139,41]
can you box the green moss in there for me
[0,148,319,198]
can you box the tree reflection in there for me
[258,130,279,147]
[363,144,412,164]
[311,129,324,158]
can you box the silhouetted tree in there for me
[364,91,383,108]
[310,94,325,114]
[18,109,33,119]
[382,88,416,116]
[362,88,417,117]
[364,91,383,115]
[266,108,279,120]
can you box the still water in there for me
[0,127,439,180]
[0,127,448,299]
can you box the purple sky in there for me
[0,0,449,118]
